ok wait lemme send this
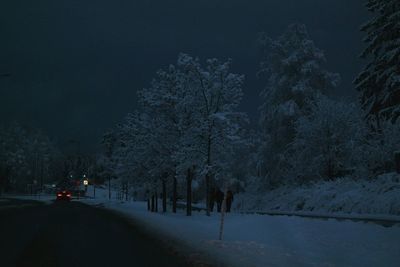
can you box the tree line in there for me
[100,1,400,215]
[0,123,62,194]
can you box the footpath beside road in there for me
[81,198,400,267]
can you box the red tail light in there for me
[57,194,62,197]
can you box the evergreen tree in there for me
[289,96,366,181]
[258,24,340,186]
[355,0,400,123]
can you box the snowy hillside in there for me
[235,173,400,216]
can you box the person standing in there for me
[209,187,216,212]
[226,190,234,212]
[216,188,224,212]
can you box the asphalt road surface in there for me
[0,199,195,267]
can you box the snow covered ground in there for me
[4,194,56,204]
[6,185,400,267]
[79,191,400,267]
[235,173,400,218]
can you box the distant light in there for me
[83,179,88,186]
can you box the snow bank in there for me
[81,198,400,267]
[235,173,400,216]
[3,194,56,204]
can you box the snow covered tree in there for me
[355,0,400,123]
[288,96,366,181]
[100,130,119,199]
[176,53,247,215]
[26,129,61,190]
[117,112,156,204]
[0,123,61,193]
[363,117,400,175]
[138,65,184,213]
[104,54,247,216]
[225,129,260,187]
[115,109,174,210]
[258,23,340,186]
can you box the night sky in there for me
[0,0,368,151]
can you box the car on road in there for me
[56,190,72,201]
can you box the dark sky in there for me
[0,0,369,151]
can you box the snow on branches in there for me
[257,23,340,185]
[104,53,247,214]
[288,96,366,181]
[355,0,400,122]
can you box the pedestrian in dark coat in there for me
[226,190,234,212]
[216,188,224,212]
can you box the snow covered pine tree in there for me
[355,0,400,123]
[257,24,340,186]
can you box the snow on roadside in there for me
[235,173,400,217]
[81,198,400,267]
[3,194,56,204]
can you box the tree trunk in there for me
[376,113,381,131]
[40,158,44,194]
[219,187,228,240]
[205,135,212,216]
[205,174,210,216]
[395,151,400,174]
[151,194,155,212]
[125,182,128,201]
[172,176,177,213]
[186,168,192,216]
[108,177,111,200]
[155,190,158,212]
[0,174,3,197]
[162,179,167,212]
[147,198,150,211]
